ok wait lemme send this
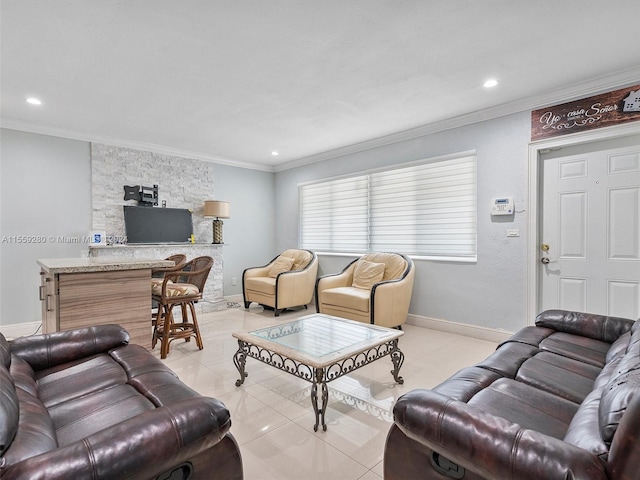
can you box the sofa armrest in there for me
[243,253,280,281]
[393,389,607,480]
[535,309,635,343]
[316,260,357,290]
[371,261,414,325]
[2,396,232,480]
[274,257,319,306]
[9,325,129,371]
[371,279,408,324]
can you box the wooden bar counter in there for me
[37,257,172,350]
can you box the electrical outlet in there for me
[231,277,237,286]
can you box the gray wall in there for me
[3,110,531,332]
[275,111,531,333]
[0,128,275,327]
[209,163,276,296]
[1,129,92,326]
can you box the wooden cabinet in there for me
[37,258,171,350]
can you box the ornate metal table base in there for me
[233,338,404,431]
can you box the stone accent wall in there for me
[91,143,217,243]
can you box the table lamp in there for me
[203,200,230,244]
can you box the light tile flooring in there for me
[151,305,499,480]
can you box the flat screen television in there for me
[123,206,193,244]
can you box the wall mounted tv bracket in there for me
[123,184,159,206]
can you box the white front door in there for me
[539,134,640,319]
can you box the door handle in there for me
[46,295,54,312]
[540,243,556,264]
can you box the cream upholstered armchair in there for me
[243,249,319,316]
[315,252,414,328]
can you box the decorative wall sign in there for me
[531,84,640,141]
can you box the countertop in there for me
[37,257,173,274]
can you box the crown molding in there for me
[4,65,639,174]
[275,67,640,172]
[0,117,276,173]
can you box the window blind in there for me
[299,154,476,259]
[299,175,369,253]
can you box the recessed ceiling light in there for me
[26,97,42,105]
[483,79,498,88]
[271,151,279,156]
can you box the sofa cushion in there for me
[607,330,632,363]
[563,388,609,460]
[468,378,579,439]
[49,384,155,446]
[151,280,200,297]
[2,386,57,465]
[0,332,10,369]
[361,253,407,281]
[432,366,503,402]
[9,355,37,398]
[269,255,295,277]
[352,259,385,290]
[475,342,540,378]
[245,276,276,295]
[515,352,601,404]
[281,249,313,271]
[599,341,640,445]
[539,331,610,367]
[109,345,201,406]
[8,325,129,371]
[627,319,640,351]
[35,354,128,408]
[0,366,19,456]
[321,286,370,312]
[497,325,555,349]
[536,309,635,343]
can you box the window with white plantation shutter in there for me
[299,153,477,260]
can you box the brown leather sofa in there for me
[384,309,640,480]
[0,325,243,480]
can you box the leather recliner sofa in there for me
[384,309,640,480]
[0,325,243,480]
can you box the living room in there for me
[1,2,640,479]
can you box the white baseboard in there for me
[406,314,513,343]
[0,321,42,340]
[0,313,513,344]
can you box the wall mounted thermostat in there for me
[490,197,514,216]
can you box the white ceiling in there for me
[2,1,640,171]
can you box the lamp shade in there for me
[203,200,230,218]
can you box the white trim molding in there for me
[0,321,42,340]
[406,314,513,344]
[526,122,640,325]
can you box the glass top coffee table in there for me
[232,313,404,431]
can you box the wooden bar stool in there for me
[151,254,187,327]
[151,256,213,359]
